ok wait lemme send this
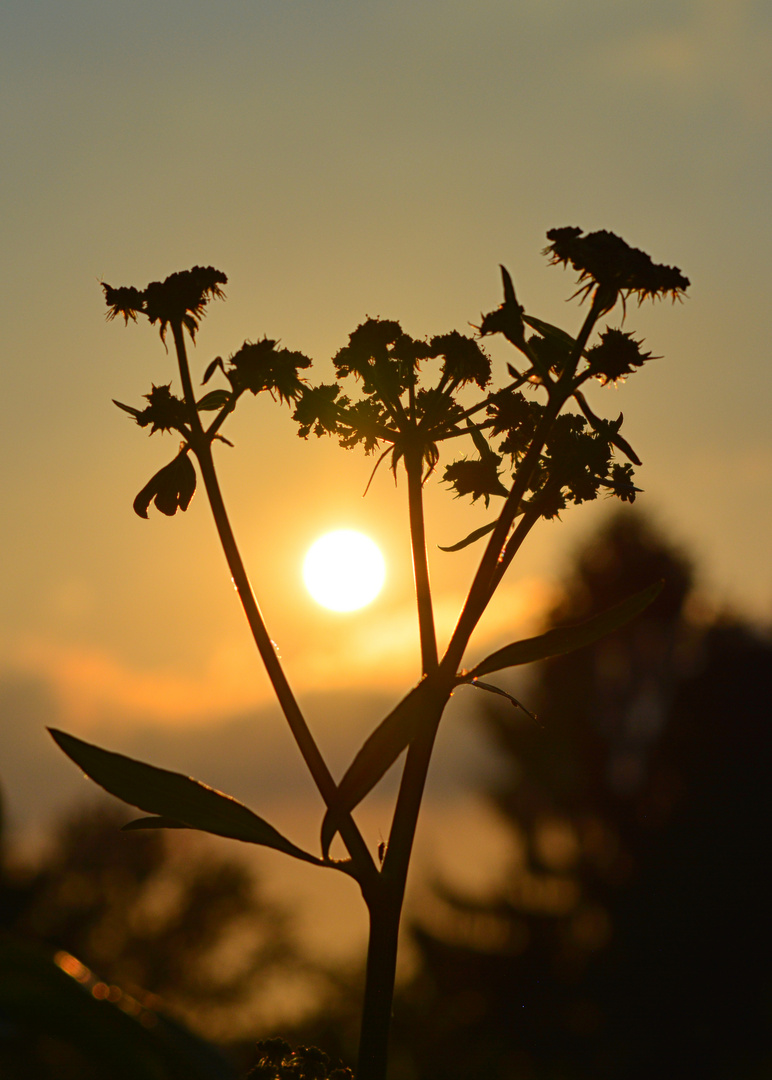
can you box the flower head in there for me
[102,266,227,341]
[103,285,145,325]
[544,227,689,312]
[226,338,312,402]
[430,331,491,389]
[585,328,654,385]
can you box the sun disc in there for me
[303,530,385,612]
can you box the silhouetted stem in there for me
[406,447,438,674]
[442,399,561,675]
[493,495,560,588]
[170,323,376,885]
[356,450,450,1080]
[357,888,401,1080]
[442,300,604,675]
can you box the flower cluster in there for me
[205,338,312,404]
[292,318,490,478]
[443,392,641,520]
[544,227,689,312]
[115,383,189,435]
[103,266,227,340]
[586,328,654,385]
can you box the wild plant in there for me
[51,228,687,1079]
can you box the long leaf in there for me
[466,678,540,724]
[438,519,497,552]
[522,314,578,352]
[320,677,449,858]
[49,729,324,867]
[467,581,662,678]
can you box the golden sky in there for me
[1,0,771,848]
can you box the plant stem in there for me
[170,323,376,884]
[405,446,438,674]
[442,398,562,675]
[356,886,401,1080]
[355,447,450,1080]
[442,300,604,675]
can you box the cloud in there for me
[292,575,554,690]
[0,634,268,730]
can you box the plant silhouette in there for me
[50,231,688,1078]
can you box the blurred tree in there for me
[0,799,300,1047]
[397,511,772,1079]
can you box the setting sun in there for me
[303,530,386,612]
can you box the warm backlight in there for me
[303,530,386,612]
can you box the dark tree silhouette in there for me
[397,511,772,1079]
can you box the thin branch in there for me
[170,322,377,886]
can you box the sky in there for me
[1,0,771,958]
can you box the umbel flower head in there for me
[103,266,227,341]
[544,227,689,313]
[586,328,655,385]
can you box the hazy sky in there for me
[1,0,770,864]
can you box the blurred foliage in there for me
[0,932,237,1080]
[0,800,308,1076]
[391,511,772,1079]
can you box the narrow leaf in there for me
[466,419,494,461]
[113,399,142,419]
[574,391,642,466]
[465,678,540,724]
[467,581,663,678]
[122,816,190,830]
[439,519,497,552]
[320,677,449,857]
[197,389,231,412]
[522,314,578,353]
[49,729,325,866]
[202,356,225,384]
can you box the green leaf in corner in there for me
[466,581,663,679]
[48,729,325,867]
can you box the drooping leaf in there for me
[438,518,497,552]
[196,389,232,411]
[202,356,225,384]
[133,453,196,519]
[467,581,663,678]
[465,678,540,724]
[320,677,450,858]
[49,729,325,866]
